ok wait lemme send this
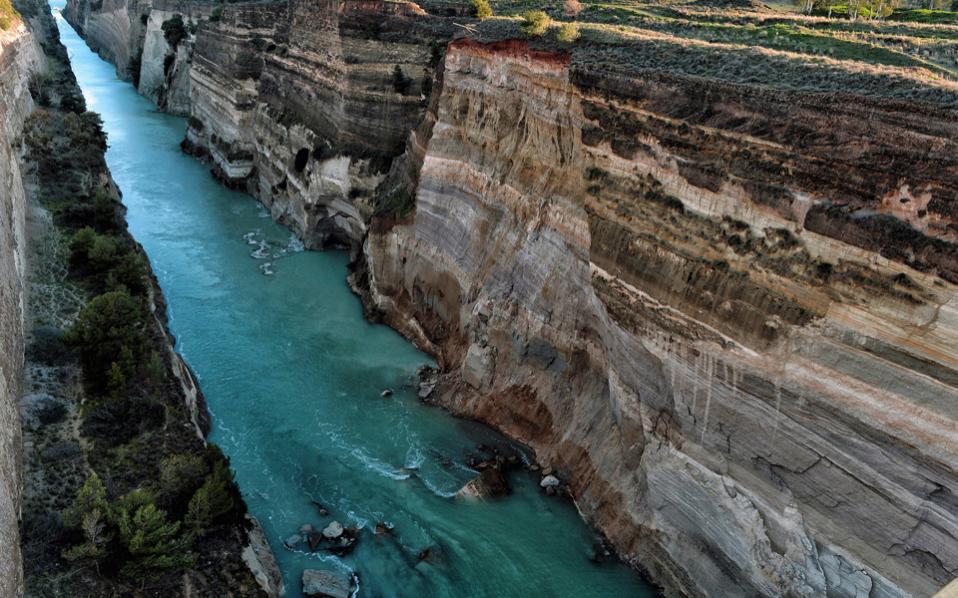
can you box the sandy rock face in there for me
[362,38,958,597]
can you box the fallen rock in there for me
[302,569,353,598]
[283,534,302,549]
[456,467,510,498]
[322,521,344,539]
[416,365,439,399]
[381,388,393,397]
[461,343,494,390]
[540,474,560,488]
[307,531,324,551]
[324,530,358,556]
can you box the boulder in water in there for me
[325,530,358,556]
[416,365,439,399]
[540,474,561,488]
[299,523,314,535]
[456,467,510,499]
[322,521,344,539]
[283,534,302,549]
[381,388,393,397]
[302,569,353,598]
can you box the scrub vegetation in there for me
[453,0,958,97]
[17,2,256,593]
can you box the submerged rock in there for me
[322,521,344,539]
[302,569,353,598]
[283,534,302,550]
[456,467,510,499]
[324,531,358,556]
[416,365,439,399]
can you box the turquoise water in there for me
[54,5,657,596]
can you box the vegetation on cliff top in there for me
[445,0,958,105]
[0,0,20,30]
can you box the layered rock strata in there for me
[63,0,149,80]
[362,38,958,598]
[0,17,43,598]
[181,0,455,247]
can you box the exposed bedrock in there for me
[182,0,455,247]
[63,0,149,80]
[362,39,958,597]
[0,19,44,598]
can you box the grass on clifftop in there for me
[0,0,21,30]
[444,0,958,103]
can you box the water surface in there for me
[54,5,657,595]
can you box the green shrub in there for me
[556,23,580,42]
[62,473,112,568]
[159,454,207,511]
[470,0,492,19]
[183,446,246,535]
[68,228,146,294]
[161,14,187,48]
[520,10,551,36]
[392,65,411,95]
[116,502,193,578]
[64,289,148,393]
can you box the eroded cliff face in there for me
[137,0,210,114]
[0,19,43,598]
[63,0,148,80]
[181,0,455,247]
[362,39,958,597]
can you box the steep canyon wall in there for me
[0,17,43,598]
[363,38,958,597]
[62,0,958,596]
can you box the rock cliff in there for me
[363,36,958,597]
[0,15,43,598]
[62,0,958,596]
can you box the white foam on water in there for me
[404,446,425,470]
[251,240,271,259]
[416,472,458,499]
[287,234,305,253]
[350,448,411,481]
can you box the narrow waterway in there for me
[54,4,657,596]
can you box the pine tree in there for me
[62,473,113,570]
[117,503,193,578]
